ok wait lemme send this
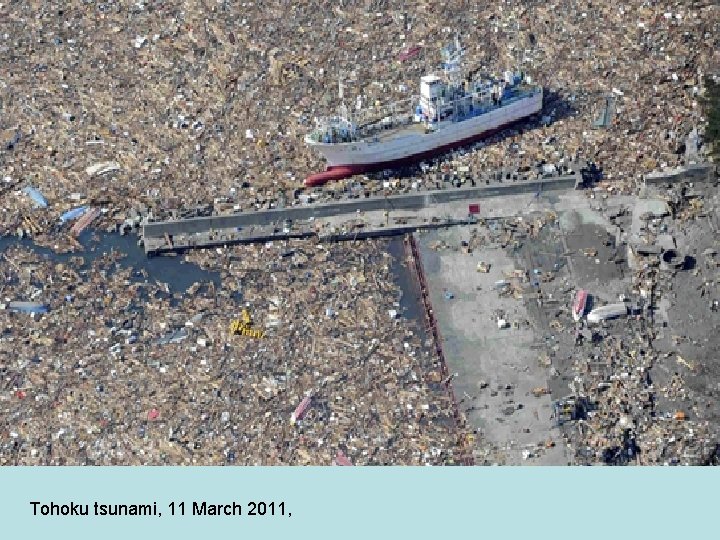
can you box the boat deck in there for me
[371,122,428,143]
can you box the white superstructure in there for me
[304,38,543,186]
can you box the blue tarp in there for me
[22,186,48,208]
[59,206,88,223]
[9,301,50,314]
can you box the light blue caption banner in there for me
[0,467,715,539]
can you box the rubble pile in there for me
[443,181,719,465]
[568,328,717,466]
[0,239,459,464]
[2,2,718,233]
[1,1,719,467]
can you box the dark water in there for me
[387,236,427,339]
[0,232,220,293]
[387,237,459,433]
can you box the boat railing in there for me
[356,114,417,139]
[450,86,539,122]
[305,85,540,143]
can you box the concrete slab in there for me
[417,225,569,464]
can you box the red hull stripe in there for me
[304,117,529,187]
[574,290,588,314]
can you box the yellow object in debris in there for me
[228,320,244,334]
[229,310,264,339]
[239,326,264,339]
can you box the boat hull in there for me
[305,91,542,187]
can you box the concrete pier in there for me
[142,175,580,254]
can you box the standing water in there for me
[0,232,220,293]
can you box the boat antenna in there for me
[338,71,351,121]
[515,19,522,71]
[442,33,464,87]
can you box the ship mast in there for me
[442,34,464,87]
[442,34,465,121]
[516,19,523,72]
[338,71,351,122]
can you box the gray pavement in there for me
[417,225,569,465]
[412,189,638,464]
